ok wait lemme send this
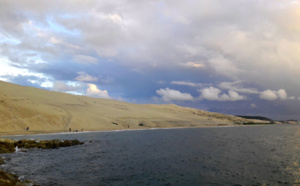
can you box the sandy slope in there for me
[0,81,267,135]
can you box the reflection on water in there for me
[284,126,300,184]
[1,124,300,185]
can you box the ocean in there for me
[1,124,300,185]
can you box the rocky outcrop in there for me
[0,139,16,153]
[0,138,83,153]
[0,138,84,185]
[15,139,83,150]
[0,169,34,186]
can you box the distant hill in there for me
[0,81,270,135]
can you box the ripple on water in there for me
[1,124,300,185]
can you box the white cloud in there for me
[53,81,82,92]
[108,14,123,23]
[75,72,98,82]
[259,90,278,100]
[73,55,98,64]
[180,62,205,69]
[40,81,53,88]
[86,84,110,99]
[219,82,297,101]
[89,12,124,23]
[49,37,61,44]
[277,89,287,100]
[250,103,257,108]
[156,88,194,102]
[208,56,242,79]
[0,58,47,79]
[200,86,246,101]
[171,81,203,87]
[259,89,294,100]
[220,90,246,101]
[49,37,82,50]
[200,87,222,101]
[218,81,259,94]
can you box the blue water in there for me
[1,125,300,185]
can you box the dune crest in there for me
[0,81,268,135]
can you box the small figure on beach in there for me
[26,127,29,131]
[76,129,78,132]
[69,128,71,132]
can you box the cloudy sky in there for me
[1,0,300,120]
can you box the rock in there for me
[0,170,35,186]
[36,142,47,149]
[52,139,61,148]
[0,157,5,165]
[70,139,83,146]
[0,138,84,153]
[0,138,15,144]
[0,142,15,153]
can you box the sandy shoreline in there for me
[0,123,276,137]
[0,125,230,137]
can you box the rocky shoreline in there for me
[0,138,84,185]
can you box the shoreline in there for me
[0,123,279,138]
[0,125,237,137]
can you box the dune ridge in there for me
[0,81,268,135]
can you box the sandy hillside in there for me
[0,81,268,135]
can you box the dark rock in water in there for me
[0,138,84,153]
[0,169,36,186]
[0,157,5,165]
[0,142,15,153]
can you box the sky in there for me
[1,0,300,120]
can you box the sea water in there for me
[1,125,300,185]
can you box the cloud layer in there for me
[259,89,295,101]
[200,87,245,101]
[156,88,193,102]
[1,0,300,119]
[86,84,110,99]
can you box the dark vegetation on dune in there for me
[236,115,276,124]
[236,115,273,121]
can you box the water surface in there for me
[1,125,300,185]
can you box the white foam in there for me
[15,146,19,153]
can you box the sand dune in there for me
[0,81,268,135]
